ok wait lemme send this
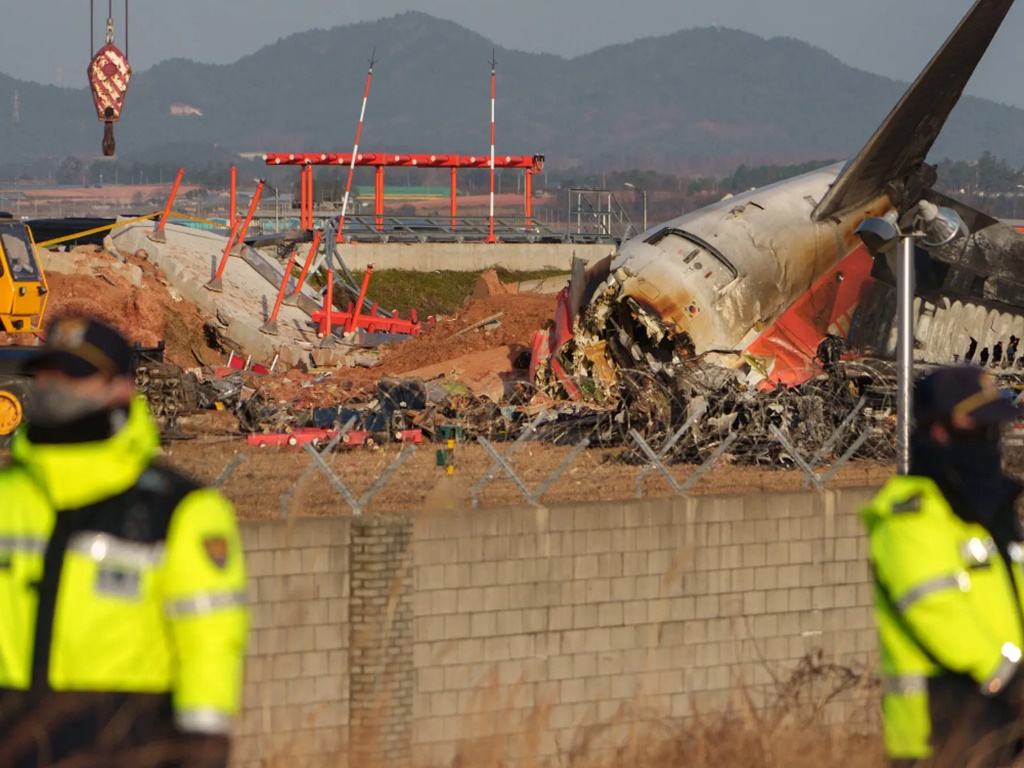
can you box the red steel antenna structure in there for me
[266,152,545,234]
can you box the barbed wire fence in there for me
[205,375,897,516]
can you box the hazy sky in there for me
[5,1,1024,106]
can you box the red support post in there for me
[525,169,533,223]
[233,180,265,253]
[230,166,237,229]
[451,167,458,231]
[289,228,323,298]
[322,267,335,341]
[375,166,384,232]
[345,264,374,334]
[206,218,243,292]
[304,164,314,229]
[149,167,185,243]
[260,248,298,335]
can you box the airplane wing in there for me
[812,0,1015,222]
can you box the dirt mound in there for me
[122,250,220,368]
[44,271,165,347]
[375,293,555,376]
[18,246,219,368]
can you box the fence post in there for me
[148,168,185,243]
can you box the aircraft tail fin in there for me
[812,0,1014,222]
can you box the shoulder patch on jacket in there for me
[203,536,229,569]
[891,494,922,514]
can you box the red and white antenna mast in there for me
[323,51,377,346]
[486,50,498,244]
[338,50,376,243]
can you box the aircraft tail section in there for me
[811,0,1015,222]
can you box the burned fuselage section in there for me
[558,163,895,394]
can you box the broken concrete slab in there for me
[515,275,570,294]
[38,245,144,287]
[472,269,509,300]
[113,220,346,368]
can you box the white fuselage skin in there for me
[603,162,894,356]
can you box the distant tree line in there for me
[10,148,1024,223]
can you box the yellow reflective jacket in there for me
[0,396,248,746]
[861,475,1024,760]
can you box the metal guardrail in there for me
[245,213,620,245]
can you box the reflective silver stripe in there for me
[164,591,247,618]
[0,536,47,554]
[983,642,1023,697]
[67,532,164,568]
[883,674,928,696]
[1009,542,1024,563]
[961,537,998,566]
[175,708,233,735]
[96,568,142,599]
[895,573,969,613]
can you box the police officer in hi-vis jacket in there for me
[862,365,1024,766]
[0,317,248,768]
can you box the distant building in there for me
[169,103,202,117]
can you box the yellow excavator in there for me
[0,214,173,445]
[0,215,49,441]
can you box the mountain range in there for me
[4,11,1024,172]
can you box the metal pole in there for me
[896,233,916,475]
[642,190,648,233]
[486,52,497,243]
[337,52,376,243]
[229,166,237,229]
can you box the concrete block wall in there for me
[348,516,415,766]
[234,519,352,768]
[412,489,879,765]
[231,488,881,767]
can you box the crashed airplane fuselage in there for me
[569,164,890,384]
[541,0,1024,395]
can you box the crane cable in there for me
[89,0,128,55]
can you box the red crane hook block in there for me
[87,43,132,156]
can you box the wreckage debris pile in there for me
[10,247,911,473]
[374,292,556,376]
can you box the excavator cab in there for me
[0,218,48,333]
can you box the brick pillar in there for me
[348,515,413,766]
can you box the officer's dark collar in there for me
[27,407,130,445]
